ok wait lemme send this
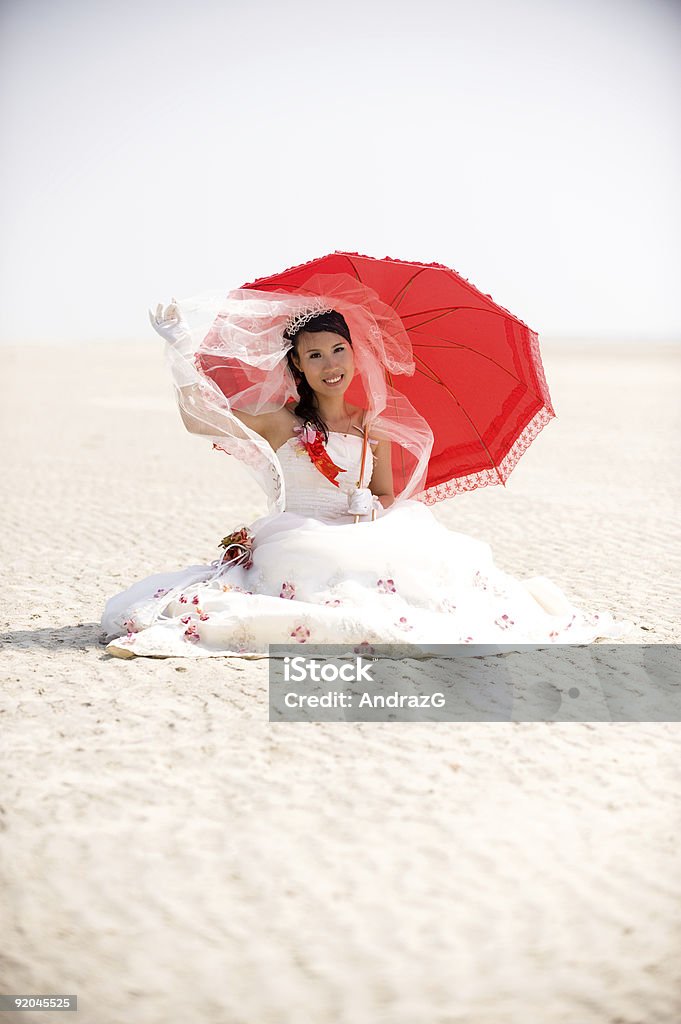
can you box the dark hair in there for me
[285,310,353,442]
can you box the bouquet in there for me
[217,526,254,569]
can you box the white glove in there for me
[348,487,382,516]
[148,299,196,388]
[148,299,192,349]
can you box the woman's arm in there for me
[176,382,278,443]
[149,303,280,445]
[369,437,395,509]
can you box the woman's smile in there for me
[292,331,355,397]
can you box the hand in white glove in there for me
[148,298,192,349]
[148,298,197,388]
[348,487,381,516]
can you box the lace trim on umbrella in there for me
[412,405,555,506]
[527,328,554,412]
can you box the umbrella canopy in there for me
[236,251,555,504]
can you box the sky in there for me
[0,0,679,345]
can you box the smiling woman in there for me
[99,277,634,659]
[282,313,395,511]
[285,314,358,437]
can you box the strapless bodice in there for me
[276,433,374,522]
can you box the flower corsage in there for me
[292,422,345,487]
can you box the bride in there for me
[101,286,633,658]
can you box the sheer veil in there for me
[167,272,434,513]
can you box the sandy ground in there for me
[1,340,680,1024]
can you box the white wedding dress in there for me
[101,432,633,658]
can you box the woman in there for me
[101,288,633,658]
[178,307,394,518]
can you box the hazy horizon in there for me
[1,0,679,346]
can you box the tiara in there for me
[284,300,335,338]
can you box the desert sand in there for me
[1,340,679,1023]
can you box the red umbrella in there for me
[234,251,555,505]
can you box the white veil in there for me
[166,272,434,513]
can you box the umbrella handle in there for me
[353,419,373,524]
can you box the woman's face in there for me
[292,331,355,396]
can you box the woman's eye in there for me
[308,346,344,359]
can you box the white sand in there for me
[1,341,680,1023]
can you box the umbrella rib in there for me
[410,352,503,483]
[402,306,518,332]
[338,255,363,282]
[410,335,523,383]
[334,255,430,319]
[407,329,546,406]
[400,305,463,323]
[390,269,429,311]
[409,359,546,427]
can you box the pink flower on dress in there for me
[191,595,200,605]
[377,578,397,594]
[323,598,342,607]
[280,581,296,600]
[123,618,137,636]
[184,623,200,643]
[290,624,310,642]
[473,571,489,590]
[199,612,210,621]
[179,594,188,604]
[494,613,515,630]
[153,588,168,599]
[353,642,376,655]
[397,616,413,632]
[180,615,191,625]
